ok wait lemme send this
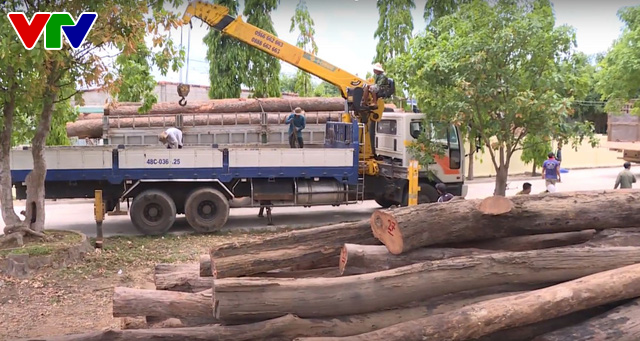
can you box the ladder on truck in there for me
[354,122,367,203]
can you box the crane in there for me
[179,0,396,175]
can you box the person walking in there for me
[614,162,636,189]
[542,152,561,187]
[286,107,306,148]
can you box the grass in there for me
[0,230,82,257]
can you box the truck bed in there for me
[10,145,358,184]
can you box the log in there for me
[65,111,343,138]
[200,254,211,277]
[212,246,640,323]
[39,285,541,341]
[294,262,640,341]
[155,263,198,275]
[338,243,494,276]
[104,97,347,116]
[370,189,640,254]
[586,228,640,247]
[209,219,379,278]
[154,271,213,293]
[531,297,640,341]
[477,195,515,215]
[448,229,597,252]
[112,287,215,322]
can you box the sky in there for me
[145,0,640,88]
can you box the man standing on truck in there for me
[158,127,183,149]
[286,107,306,148]
[542,152,561,187]
[614,162,636,189]
[361,63,391,108]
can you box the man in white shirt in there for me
[158,127,183,149]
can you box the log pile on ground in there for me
[41,189,640,341]
[67,97,396,138]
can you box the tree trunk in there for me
[532,163,538,176]
[25,76,58,232]
[448,230,597,252]
[370,189,640,255]
[112,287,215,321]
[209,220,379,278]
[213,246,640,324]
[103,97,347,116]
[65,111,344,138]
[294,262,640,341]
[467,148,475,181]
[0,69,21,227]
[338,243,494,276]
[531,298,640,341]
[154,272,213,293]
[493,165,508,196]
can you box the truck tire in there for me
[130,189,176,236]
[418,183,440,203]
[184,187,230,233]
[375,197,397,208]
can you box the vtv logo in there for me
[7,12,98,50]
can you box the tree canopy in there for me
[373,0,415,64]
[390,0,597,195]
[290,0,317,97]
[595,5,640,114]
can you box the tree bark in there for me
[0,67,21,227]
[338,243,493,276]
[370,189,640,255]
[209,220,379,278]
[448,230,597,252]
[25,70,59,232]
[112,287,215,321]
[65,111,344,138]
[294,262,640,341]
[155,263,198,275]
[531,298,640,341]
[49,285,539,341]
[154,271,213,293]
[103,97,347,116]
[212,246,640,323]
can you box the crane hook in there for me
[179,97,187,106]
[177,83,190,107]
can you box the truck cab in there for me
[366,112,467,207]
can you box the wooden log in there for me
[586,228,640,247]
[477,195,515,215]
[531,297,640,341]
[112,287,215,321]
[154,271,213,293]
[104,97,347,116]
[200,254,211,277]
[209,220,379,278]
[338,243,494,276]
[65,111,343,138]
[212,246,640,323]
[154,263,198,275]
[448,229,597,252]
[40,285,541,341]
[294,262,640,341]
[370,189,640,255]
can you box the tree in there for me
[391,0,597,196]
[203,0,247,99]
[595,5,640,114]
[373,0,415,65]
[110,42,159,112]
[243,0,281,98]
[290,0,318,97]
[313,81,341,97]
[280,73,297,94]
[424,0,472,25]
[0,0,185,245]
[520,134,552,176]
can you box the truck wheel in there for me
[130,189,176,236]
[185,187,230,233]
[419,183,440,203]
[375,197,397,208]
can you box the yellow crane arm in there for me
[181,1,368,99]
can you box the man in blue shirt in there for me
[286,107,306,148]
[542,152,561,187]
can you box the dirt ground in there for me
[0,231,277,340]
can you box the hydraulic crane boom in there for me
[181,0,394,175]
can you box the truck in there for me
[604,100,640,163]
[9,1,467,236]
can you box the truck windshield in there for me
[410,120,455,147]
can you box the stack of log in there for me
[66,97,378,139]
[42,190,640,341]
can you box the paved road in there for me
[0,166,630,237]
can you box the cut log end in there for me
[478,195,515,215]
[370,211,403,255]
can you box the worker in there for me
[614,162,636,189]
[435,183,454,203]
[361,62,391,108]
[286,107,306,148]
[542,152,561,187]
[516,182,532,195]
[158,127,183,149]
